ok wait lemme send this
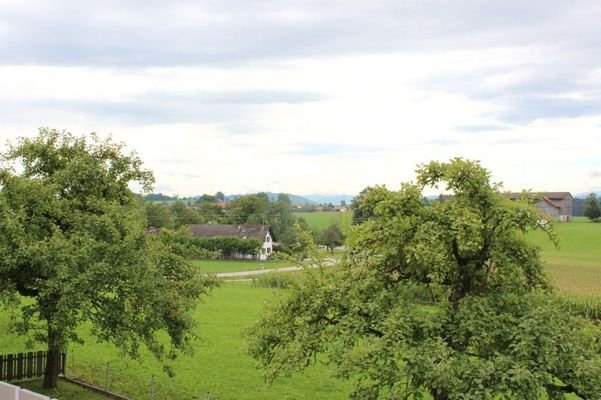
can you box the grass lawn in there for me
[14,379,109,400]
[294,211,352,233]
[0,218,598,400]
[0,283,351,400]
[190,259,293,273]
[530,217,601,295]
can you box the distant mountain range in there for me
[225,192,355,205]
[225,192,316,205]
[304,194,355,205]
[574,191,601,199]
[147,190,600,206]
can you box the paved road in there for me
[213,258,337,278]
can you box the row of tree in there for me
[145,192,344,254]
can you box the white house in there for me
[188,224,275,260]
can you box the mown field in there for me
[1,217,598,400]
[530,217,601,295]
[0,283,351,400]
[15,379,108,400]
[294,211,352,232]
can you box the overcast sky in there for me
[1,0,600,197]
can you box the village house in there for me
[188,224,275,260]
[508,192,573,222]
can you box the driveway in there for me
[213,258,337,278]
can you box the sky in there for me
[0,0,600,197]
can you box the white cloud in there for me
[0,1,600,196]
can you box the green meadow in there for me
[294,211,352,232]
[1,217,599,399]
[530,217,601,295]
[0,283,351,400]
[15,379,108,400]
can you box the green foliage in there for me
[288,222,317,260]
[583,193,601,222]
[0,129,215,388]
[171,200,204,227]
[319,223,345,253]
[145,202,175,228]
[144,193,175,202]
[193,195,225,223]
[247,158,601,399]
[226,193,271,224]
[226,193,296,246]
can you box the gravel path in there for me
[213,258,337,278]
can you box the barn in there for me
[508,192,573,222]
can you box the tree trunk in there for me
[43,325,61,389]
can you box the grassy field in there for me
[530,217,601,295]
[294,211,352,232]
[1,218,598,400]
[190,259,292,273]
[0,283,351,400]
[14,379,109,400]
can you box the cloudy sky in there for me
[0,0,600,197]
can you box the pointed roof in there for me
[188,224,275,242]
[506,192,572,201]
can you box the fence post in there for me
[7,354,13,381]
[26,352,34,378]
[105,362,110,391]
[149,375,155,400]
[16,353,24,380]
[61,352,66,376]
[36,351,44,377]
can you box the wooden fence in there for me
[0,351,66,382]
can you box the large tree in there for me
[0,129,214,389]
[247,159,601,399]
[319,223,345,254]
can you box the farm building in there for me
[188,224,275,260]
[508,192,573,222]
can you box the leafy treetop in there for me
[247,158,600,400]
[0,129,214,389]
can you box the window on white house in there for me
[266,236,271,242]
[267,247,272,254]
